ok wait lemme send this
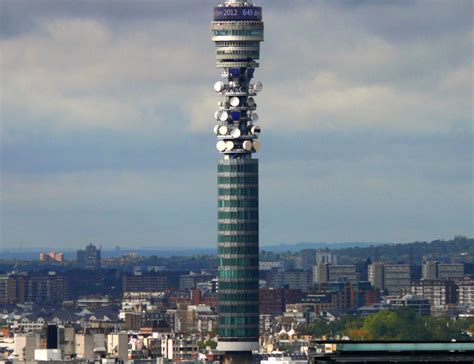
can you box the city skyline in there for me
[1,0,473,250]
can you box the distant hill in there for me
[0,243,382,260]
[260,241,387,253]
[1,237,471,263]
[331,236,473,264]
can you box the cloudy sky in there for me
[1,0,472,251]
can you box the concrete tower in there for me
[211,1,264,362]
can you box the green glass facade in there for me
[218,158,259,342]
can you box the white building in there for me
[107,333,128,362]
[458,279,474,304]
[13,333,39,362]
[34,349,62,361]
[160,335,198,361]
[75,334,94,360]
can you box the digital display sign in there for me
[214,6,262,21]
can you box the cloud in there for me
[1,16,214,136]
[1,0,472,248]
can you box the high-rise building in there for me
[268,270,313,290]
[76,244,101,270]
[211,0,264,360]
[39,251,64,263]
[122,272,168,293]
[411,279,457,312]
[316,250,338,265]
[457,278,474,304]
[1,272,67,304]
[369,263,411,295]
[368,262,384,290]
[422,261,465,281]
[314,263,357,284]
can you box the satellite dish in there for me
[218,125,228,135]
[214,81,225,92]
[250,125,261,134]
[219,111,229,121]
[231,128,241,138]
[229,97,240,107]
[216,141,226,152]
[225,141,234,151]
[218,101,225,107]
[214,111,221,120]
[254,82,263,92]
[243,140,253,151]
[253,140,261,151]
[251,113,259,122]
[247,97,255,107]
[213,125,220,135]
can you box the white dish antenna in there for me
[214,111,221,120]
[253,82,263,92]
[213,125,220,135]
[250,125,261,134]
[253,140,261,151]
[216,141,226,152]
[218,125,228,135]
[229,97,240,107]
[225,141,234,151]
[231,128,241,138]
[247,97,255,107]
[214,81,225,92]
[218,111,229,122]
[251,113,259,122]
[243,140,253,151]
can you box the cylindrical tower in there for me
[211,0,264,362]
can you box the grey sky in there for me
[1,0,472,250]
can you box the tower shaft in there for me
[211,0,264,358]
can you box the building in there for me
[318,282,354,310]
[0,275,8,303]
[314,264,357,284]
[107,333,128,362]
[259,289,307,316]
[268,270,313,290]
[74,334,94,360]
[259,261,283,271]
[316,251,337,265]
[161,335,199,361]
[123,272,168,292]
[26,272,68,304]
[369,263,411,295]
[422,261,438,279]
[422,261,464,281]
[0,272,67,304]
[309,341,474,363]
[385,294,431,315]
[212,0,264,360]
[294,250,317,271]
[411,279,457,312]
[179,272,214,289]
[438,263,464,280]
[77,243,101,270]
[368,262,384,290]
[457,278,474,304]
[5,273,27,304]
[13,333,40,362]
[351,281,380,308]
[39,251,64,263]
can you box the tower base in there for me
[221,351,253,364]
